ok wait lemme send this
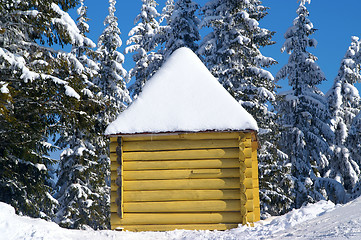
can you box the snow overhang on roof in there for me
[105,47,258,135]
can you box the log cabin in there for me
[105,47,260,231]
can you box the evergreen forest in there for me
[1,0,361,229]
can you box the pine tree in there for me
[160,0,175,24]
[72,0,99,80]
[0,0,94,219]
[163,0,200,59]
[349,111,361,199]
[199,0,276,96]
[343,37,361,200]
[54,89,108,229]
[88,0,131,228]
[276,0,338,207]
[326,36,361,195]
[96,0,131,117]
[199,0,291,217]
[258,122,293,217]
[159,0,175,52]
[54,0,110,229]
[125,0,163,99]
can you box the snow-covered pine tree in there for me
[160,0,175,24]
[54,90,109,230]
[344,37,361,200]
[326,36,361,196]
[199,0,276,97]
[0,0,93,219]
[163,0,200,59]
[96,0,131,119]
[54,0,110,229]
[91,0,131,228]
[199,0,292,217]
[125,0,163,99]
[258,121,294,218]
[72,0,99,80]
[349,111,361,199]
[54,69,109,229]
[159,0,175,47]
[276,0,338,207]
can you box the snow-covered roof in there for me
[105,47,258,135]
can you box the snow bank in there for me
[5,198,360,240]
[272,197,361,239]
[106,47,258,135]
[0,202,162,240]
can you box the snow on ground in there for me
[3,197,361,240]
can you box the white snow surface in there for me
[0,81,9,93]
[106,47,258,135]
[4,197,361,239]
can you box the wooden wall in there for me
[109,131,259,231]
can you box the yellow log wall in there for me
[109,131,259,231]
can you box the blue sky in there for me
[74,0,361,94]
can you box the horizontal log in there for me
[246,212,255,223]
[245,200,254,212]
[110,141,119,153]
[244,178,253,189]
[111,180,119,191]
[111,169,240,181]
[111,223,239,231]
[123,148,239,161]
[111,190,241,203]
[111,161,119,171]
[111,170,117,179]
[113,178,240,191]
[245,168,252,178]
[110,191,118,203]
[244,148,252,158]
[122,132,242,142]
[117,189,240,202]
[111,202,118,212]
[110,200,241,213]
[194,169,222,174]
[121,169,239,180]
[122,139,239,152]
[123,158,239,170]
[111,191,117,201]
[110,212,242,225]
[245,158,253,168]
[110,153,118,162]
[245,189,254,200]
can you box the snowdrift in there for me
[2,197,361,239]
